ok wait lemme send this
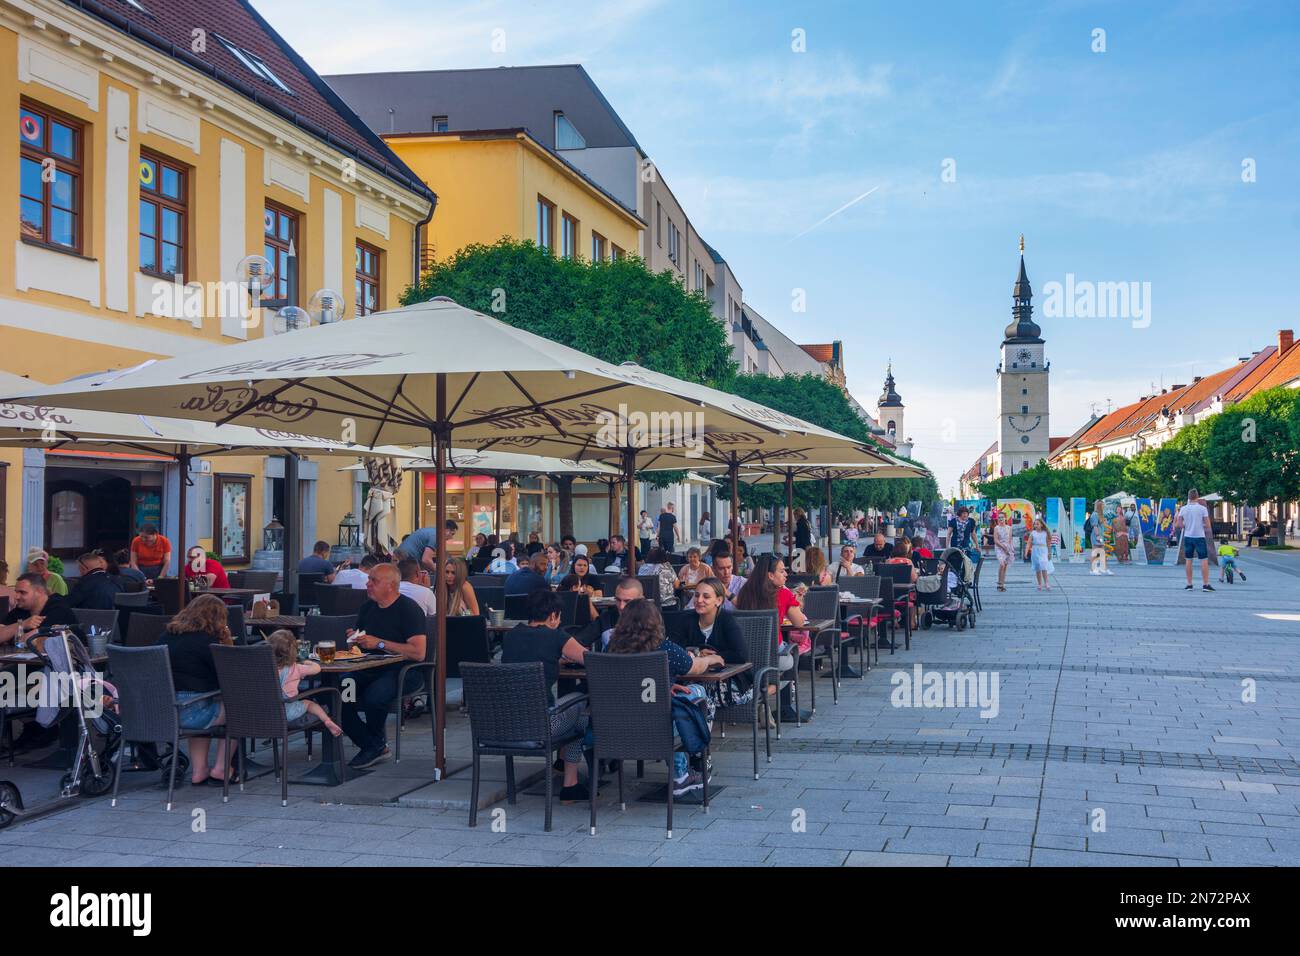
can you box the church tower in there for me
[996,237,1049,474]
[877,363,913,458]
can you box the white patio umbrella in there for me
[5,299,870,776]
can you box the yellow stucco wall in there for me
[1,21,429,570]
[386,134,641,264]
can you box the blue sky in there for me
[262,0,1300,493]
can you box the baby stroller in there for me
[924,548,977,631]
[0,627,122,829]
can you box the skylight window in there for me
[123,0,150,12]
[213,34,293,95]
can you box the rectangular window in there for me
[19,100,84,253]
[536,195,555,252]
[214,34,293,95]
[355,240,381,316]
[611,244,624,261]
[431,115,449,132]
[263,202,300,307]
[591,231,607,262]
[668,221,680,266]
[138,150,188,280]
[561,212,578,259]
[1021,405,1028,414]
[656,201,663,247]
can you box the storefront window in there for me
[49,490,85,551]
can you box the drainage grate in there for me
[710,737,1300,776]
[893,661,1300,682]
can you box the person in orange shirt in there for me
[130,523,172,580]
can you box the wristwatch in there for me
[377,640,386,652]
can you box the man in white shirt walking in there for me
[1173,488,1214,592]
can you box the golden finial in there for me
[1019,234,1025,254]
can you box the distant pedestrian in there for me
[1025,517,1053,591]
[657,503,680,554]
[1086,502,1112,575]
[1174,489,1214,592]
[992,511,1014,591]
[698,511,712,548]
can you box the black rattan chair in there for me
[474,586,505,615]
[469,574,509,590]
[503,593,532,622]
[304,614,353,647]
[799,586,843,709]
[717,611,779,778]
[210,643,344,806]
[114,590,150,608]
[152,578,183,615]
[108,644,223,811]
[585,650,698,837]
[875,566,913,650]
[386,615,439,762]
[315,585,368,617]
[460,662,586,832]
[126,613,172,647]
[837,575,882,669]
[239,570,280,593]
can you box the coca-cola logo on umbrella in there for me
[0,404,73,425]
[177,353,406,380]
[180,385,316,423]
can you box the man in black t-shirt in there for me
[657,503,679,553]
[342,563,428,768]
[1,573,78,647]
[859,533,894,561]
[501,590,589,803]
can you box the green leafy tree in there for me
[403,240,736,532]
[1207,387,1300,541]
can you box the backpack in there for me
[671,693,711,755]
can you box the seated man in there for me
[597,577,644,650]
[342,563,428,769]
[500,589,590,802]
[859,533,893,561]
[2,573,79,647]
[504,552,549,597]
[397,558,437,615]
[68,551,122,610]
[182,546,230,589]
[24,548,68,596]
[298,540,338,583]
[334,554,376,589]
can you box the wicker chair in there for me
[315,585,368,617]
[385,614,441,762]
[836,575,882,669]
[210,643,344,806]
[875,566,913,650]
[474,586,505,615]
[72,608,119,642]
[584,650,696,837]
[152,578,183,615]
[716,610,779,778]
[460,662,587,832]
[303,614,353,648]
[226,604,249,645]
[114,590,150,608]
[799,586,843,709]
[107,644,224,811]
[469,574,509,590]
[126,613,172,647]
[296,573,326,612]
[238,570,280,593]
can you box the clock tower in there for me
[996,237,1049,475]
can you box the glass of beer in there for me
[317,641,336,664]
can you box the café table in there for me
[292,651,404,786]
[559,660,753,684]
[247,615,307,633]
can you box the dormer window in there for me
[554,112,586,150]
[214,34,292,95]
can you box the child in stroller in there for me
[918,548,976,631]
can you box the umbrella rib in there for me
[365,373,409,448]
[453,381,625,431]
[502,371,569,437]
[308,378,430,428]
[447,372,479,421]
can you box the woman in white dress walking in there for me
[992,511,1014,591]
[1025,517,1054,591]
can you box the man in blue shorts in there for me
[1173,489,1213,592]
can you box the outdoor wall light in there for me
[276,305,311,333]
[309,288,346,325]
[236,254,275,300]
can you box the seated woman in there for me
[558,553,602,627]
[734,539,755,577]
[678,547,708,589]
[182,546,230,589]
[158,594,236,785]
[734,554,810,723]
[542,544,569,588]
[804,546,834,586]
[884,537,920,628]
[466,533,488,566]
[677,577,752,708]
[636,547,678,606]
[607,598,721,797]
[445,557,480,616]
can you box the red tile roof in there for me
[63,0,433,202]
[1242,342,1300,394]
[799,344,835,364]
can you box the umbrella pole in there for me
[177,447,189,609]
[608,481,616,539]
[825,475,833,554]
[729,459,740,561]
[624,449,637,575]
[785,472,794,563]
[432,377,448,781]
[494,476,502,540]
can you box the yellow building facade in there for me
[0,0,432,574]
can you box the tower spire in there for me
[1003,236,1042,343]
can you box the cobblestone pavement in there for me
[3,552,1298,867]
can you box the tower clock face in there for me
[1016,348,1033,364]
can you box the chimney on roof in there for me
[1279,330,1295,356]
[1192,376,1202,383]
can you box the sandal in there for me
[205,771,240,787]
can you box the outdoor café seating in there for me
[716,610,780,779]
[211,643,344,807]
[461,661,587,832]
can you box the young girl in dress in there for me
[1025,518,1053,591]
[267,630,342,736]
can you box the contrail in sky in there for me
[792,185,880,239]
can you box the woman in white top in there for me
[992,511,1014,592]
[1025,517,1053,591]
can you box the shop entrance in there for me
[43,458,168,560]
